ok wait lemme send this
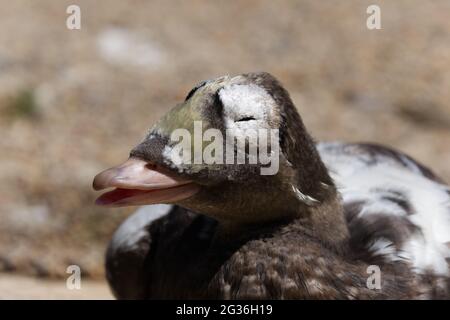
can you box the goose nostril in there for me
[145,163,158,170]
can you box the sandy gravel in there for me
[0,273,113,300]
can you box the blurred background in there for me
[0,0,449,299]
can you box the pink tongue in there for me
[95,188,151,205]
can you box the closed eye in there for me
[236,116,256,122]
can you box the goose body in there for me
[318,142,450,279]
[94,72,450,299]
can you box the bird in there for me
[93,72,450,299]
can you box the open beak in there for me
[93,157,200,207]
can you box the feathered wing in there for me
[318,142,450,278]
[105,204,175,299]
[105,204,218,299]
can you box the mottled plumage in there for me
[318,142,450,279]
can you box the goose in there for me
[93,72,450,299]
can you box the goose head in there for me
[93,72,343,236]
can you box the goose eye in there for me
[236,116,256,122]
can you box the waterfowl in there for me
[93,72,450,299]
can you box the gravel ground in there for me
[0,273,112,299]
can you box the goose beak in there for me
[93,157,200,207]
